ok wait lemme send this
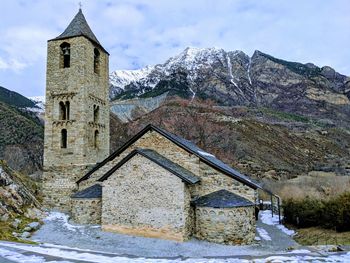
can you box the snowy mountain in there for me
[109,47,250,101]
[109,47,350,126]
[28,96,45,113]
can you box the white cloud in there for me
[0,0,350,97]
[103,4,145,28]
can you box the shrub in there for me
[283,192,350,232]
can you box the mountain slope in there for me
[111,99,350,182]
[0,86,38,109]
[109,47,350,127]
[0,87,44,174]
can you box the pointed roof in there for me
[192,190,254,208]
[77,124,264,192]
[98,148,200,185]
[71,184,102,199]
[50,9,108,54]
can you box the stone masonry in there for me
[42,12,110,212]
[195,206,256,245]
[80,131,256,203]
[101,154,193,242]
[71,198,102,224]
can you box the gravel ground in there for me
[28,211,298,259]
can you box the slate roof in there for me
[71,184,102,199]
[50,9,108,54]
[98,148,200,185]
[77,124,264,192]
[192,190,254,208]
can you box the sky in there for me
[0,0,349,97]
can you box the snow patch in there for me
[27,95,45,113]
[260,210,295,236]
[257,228,271,241]
[227,54,238,88]
[45,212,83,232]
[1,242,350,263]
[0,247,73,263]
[197,150,215,157]
[247,57,252,85]
[188,87,196,101]
[110,66,154,89]
[287,249,311,254]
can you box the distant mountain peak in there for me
[109,47,350,125]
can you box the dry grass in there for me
[294,227,350,246]
[261,175,350,201]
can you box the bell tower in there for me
[42,9,110,211]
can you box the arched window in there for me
[94,130,99,148]
[93,105,99,123]
[61,129,67,148]
[94,48,100,74]
[59,101,66,120]
[60,42,70,68]
[65,101,70,120]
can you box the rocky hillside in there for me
[0,87,44,174]
[110,98,350,182]
[110,47,350,127]
[0,160,42,241]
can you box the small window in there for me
[93,105,99,123]
[61,129,67,148]
[60,42,71,68]
[59,101,66,120]
[94,48,100,74]
[65,101,70,120]
[94,130,99,148]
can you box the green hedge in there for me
[283,193,350,232]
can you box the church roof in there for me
[77,124,264,192]
[71,184,102,199]
[192,190,254,208]
[98,148,200,185]
[50,9,108,54]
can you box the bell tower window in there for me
[65,101,70,120]
[94,130,99,148]
[93,104,99,123]
[59,101,66,120]
[59,101,70,120]
[94,48,100,74]
[60,42,71,68]
[61,129,67,148]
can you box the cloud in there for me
[103,4,145,28]
[0,57,27,72]
[0,26,55,71]
[0,0,350,97]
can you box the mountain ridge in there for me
[109,47,350,127]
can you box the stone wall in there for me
[194,206,256,245]
[42,165,91,212]
[101,154,192,241]
[43,35,110,211]
[71,198,102,224]
[80,130,256,203]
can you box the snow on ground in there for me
[44,212,84,232]
[1,242,350,263]
[287,249,311,254]
[257,228,272,241]
[260,210,295,236]
[0,246,72,263]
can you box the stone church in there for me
[42,9,270,245]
